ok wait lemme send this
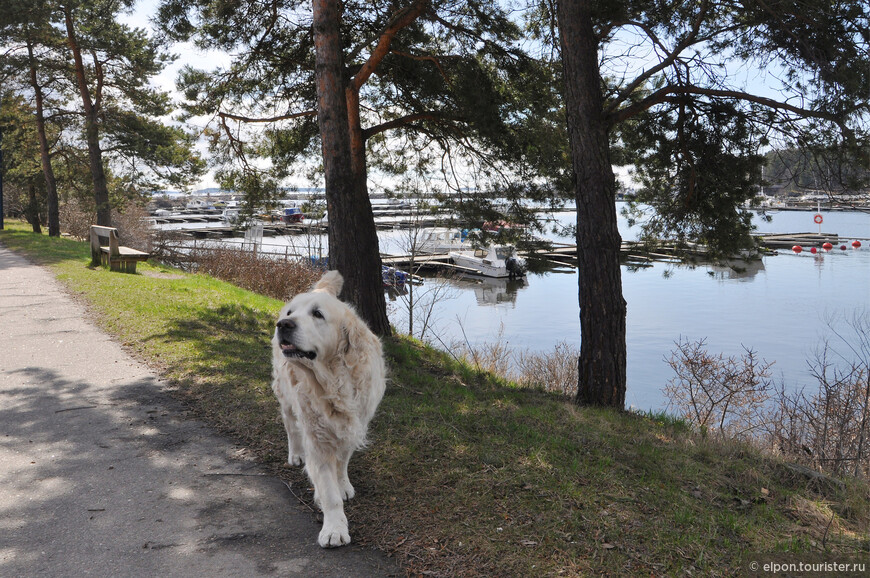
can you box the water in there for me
[162,206,869,411]
[385,206,870,411]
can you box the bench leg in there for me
[104,257,144,274]
[114,260,138,273]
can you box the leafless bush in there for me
[766,313,870,478]
[450,324,579,395]
[193,246,322,301]
[451,322,515,378]
[111,205,153,252]
[59,197,152,251]
[515,341,580,396]
[59,197,95,239]
[663,337,774,440]
[391,273,460,343]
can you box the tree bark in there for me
[63,5,111,227]
[558,0,627,408]
[26,39,60,237]
[311,0,391,336]
[26,183,42,234]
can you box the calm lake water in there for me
[383,206,870,411]
[168,204,869,410]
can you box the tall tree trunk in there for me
[27,183,42,234]
[311,0,391,335]
[558,0,627,408]
[345,87,391,336]
[63,6,111,227]
[27,39,60,237]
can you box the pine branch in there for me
[216,110,317,123]
[349,0,429,92]
[363,112,444,140]
[611,84,865,128]
[389,50,454,88]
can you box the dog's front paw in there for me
[318,522,350,548]
[287,453,304,466]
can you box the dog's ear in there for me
[339,312,366,357]
[314,270,344,296]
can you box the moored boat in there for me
[449,244,526,278]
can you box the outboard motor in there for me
[506,256,526,279]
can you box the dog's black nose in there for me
[277,318,296,330]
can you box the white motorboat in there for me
[221,207,241,224]
[186,198,215,211]
[449,244,527,278]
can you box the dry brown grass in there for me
[192,247,323,302]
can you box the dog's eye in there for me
[312,309,324,319]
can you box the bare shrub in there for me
[193,246,322,301]
[663,337,774,440]
[451,322,514,378]
[59,197,95,240]
[111,205,153,252]
[148,228,190,266]
[449,325,579,396]
[515,341,579,396]
[59,198,152,251]
[767,313,870,478]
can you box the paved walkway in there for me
[0,246,396,577]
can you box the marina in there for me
[150,204,869,410]
[157,211,865,277]
[153,219,867,412]
[389,208,870,411]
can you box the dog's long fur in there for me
[271,271,386,547]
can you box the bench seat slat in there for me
[101,246,149,258]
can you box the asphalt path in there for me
[0,245,396,577]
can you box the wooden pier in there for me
[754,232,841,249]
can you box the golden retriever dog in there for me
[271,271,386,548]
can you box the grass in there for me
[3,220,869,576]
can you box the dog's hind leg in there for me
[307,451,350,548]
[279,405,305,466]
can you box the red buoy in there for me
[853,240,862,248]
[840,245,848,250]
[810,247,818,254]
[822,242,833,251]
[792,245,802,253]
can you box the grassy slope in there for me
[2,222,867,576]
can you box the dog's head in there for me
[273,270,351,363]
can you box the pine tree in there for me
[555,0,868,407]
[158,0,560,334]
[1,0,67,235]
[60,0,203,225]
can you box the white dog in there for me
[271,271,386,548]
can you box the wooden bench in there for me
[89,225,150,273]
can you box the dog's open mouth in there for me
[280,341,317,360]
